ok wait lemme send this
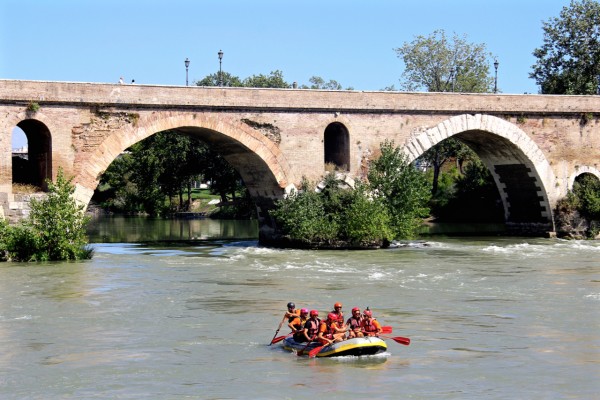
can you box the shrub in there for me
[367,140,431,239]
[270,141,430,248]
[0,168,93,261]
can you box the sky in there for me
[2,0,573,147]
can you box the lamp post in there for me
[185,58,190,86]
[218,50,223,86]
[493,59,499,94]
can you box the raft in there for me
[282,336,387,357]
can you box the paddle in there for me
[268,317,286,346]
[308,343,327,358]
[270,331,294,344]
[297,335,317,356]
[381,326,392,334]
[380,335,411,345]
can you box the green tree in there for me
[433,159,504,222]
[572,174,600,220]
[0,168,93,261]
[394,29,495,93]
[243,70,290,88]
[531,0,600,94]
[367,140,431,239]
[339,182,393,246]
[299,76,353,90]
[417,138,472,196]
[196,71,243,87]
[270,179,339,245]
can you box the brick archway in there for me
[568,166,600,190]
[73,112,293,209]
[402,114,557,233]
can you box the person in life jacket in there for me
[331,302,345,328]
[301,310,321,342]
[317,312,347,346]
[360,309,382,337]
[346,307,364,339]
[284,301,300,324]
[288,308,309,342]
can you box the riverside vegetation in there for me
[269,141,430,249]
[0,169,93,261]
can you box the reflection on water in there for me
[86,215,258,243]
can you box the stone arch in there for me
[568,166,600,190]
[73,112,293,213]
[13,119,52,191]
[403,114,557,235]
[324,122,350,171]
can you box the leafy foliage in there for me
[367,140,431,238]
[271,141,429,247]
[431,160,504,222]
[394,29,495,93]
[555,173,600,237]
[97,132,251,217]
[0,169,93,261]
[572,173,600,220]
[242,70,290,88]
[530,0,600,94]
[270,179,339,245]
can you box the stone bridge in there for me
[1,80,599,238]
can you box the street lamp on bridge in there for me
[494,59,499,94]
[218,50,223,86]
[185,58,190,86]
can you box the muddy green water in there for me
[0,218,598,399]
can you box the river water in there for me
[0,217,598,399]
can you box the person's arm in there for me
[302,328,311,342]
[287,317,295,332]
[375,320,383,336]
[317,323,333,345]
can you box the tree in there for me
[367,140,431,239]
[242,70,290,88]
[300,76,353,90]
[417,138,472,196]
[531,0,600,94]
[0,168,93,261]
[395,29,495,205]
[195,72,243,87]
[394,29,495,93]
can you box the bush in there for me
[367,140,431,239]
[270,141,430,248]
[271,179,339,245]
[339,184,393,247]
[0,169,94,261]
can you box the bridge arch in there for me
[324,122,350,171]
[568,166,600,190]
[73,112,293,217]
[13,118,52,191]
[403,114,557,234]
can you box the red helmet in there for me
[363,310,372,317]
[327,312,338,321]
[310,310,319,317]
[300,308,309,315]
[352,307,361,313]
[334,302,342,309]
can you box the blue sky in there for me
[2,0,572,146]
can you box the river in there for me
[0,217,598,399]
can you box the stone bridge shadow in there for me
[403,114,558,235]
[73,112,293,236]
